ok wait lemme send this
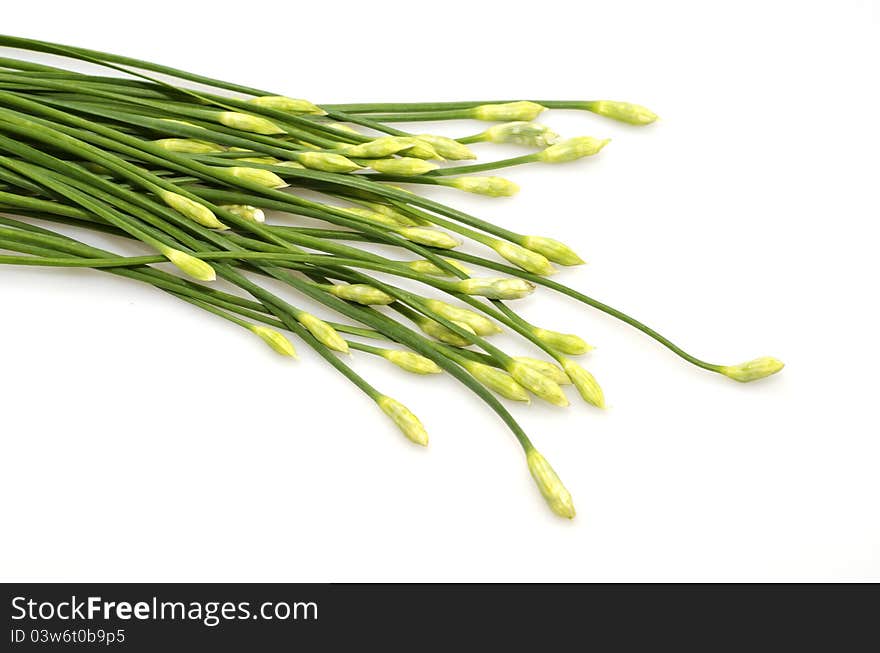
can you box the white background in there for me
[1,1,878,582]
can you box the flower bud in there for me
[424,299,501,336]
[533,327,592,356]
[377,396,428,446]
[418,317,476,347]
[237,156,281,165]
[219,204,265,223]
[222,166,288,189]
[560,358,605,408]
[358,202,420,226]
[521,235,585,266]
[491,240,556,276]
[719,357,784,383]
[508,360,569,407]
[342,136,418,158]
[462,360,530,402]
[481,121,559,148]
[406,258,472,277]
[381,350,443,375]
[249,325,298,357]
[298,313,350,353]
[583,100,658,125]
[399,140,442,160]
[368,157,438,176]
[472,101,546,122]
[327,283,394,305]
[416,134,476,160]
[512,357,571,385]
[296,151,362,173]
[340,207,403,228]
[537,137,610,163]
[396,226,460,249]
[443,176,520,197]
[157,190,226,229]
[152,138,225,154]
[217,111,286,135]
[527,449,576,519]
[248,95,325,115]
[456,277,536,300]
[277,160,306,169]
[160,246,216,281]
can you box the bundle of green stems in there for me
[0,35,783,519]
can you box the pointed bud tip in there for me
[720,357,784,383]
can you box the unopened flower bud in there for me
[382,350,443,375]
[472,101,546,122]
[462,360,531,402]
[248,95,325,115]
[424,299,501,335]
[397,226,460,249]
[377,396,428,446]
[406,258,472,277]
[298,313,349,353]
[442,176,520,197]
[328,283,394,305]
[217,111,286,135]
[368,157,438,176]
[249,325,298,357]
[160,246,216,281]
[416,134,476,160]
[527,449,576,519]
[560,358,605,408]
[583,100,658,125]
[719,357,784,383]
[418,317,476,347]
[342,136,418,158]
[400,140,442,160]
[219,204,265,223]
[481,121,560,148]
[537,136,610,163]
[157,190,225,229]
[456,277,536,300]
[295,151,362,173]
[533,327,593,356]
[521,235,585,266]
[152,138,225,154]
[508,360,569,406]
[340,207,403,228]
[513,357,571,385]
[221,166,288,189]
[491,240,556,276]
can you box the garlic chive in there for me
[377,396,429,446]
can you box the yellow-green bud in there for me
[472,101,546,122]
[157,190,226,229]
[482,121,559,148]
[560,358,605,408]
[456,277,536,300]
[341,136,418,158]
[443,176,520,197]
[527,449,576,519]
[381,350,443,375]
[396,226,460,249]
[508,360,569,407]
[584,100,658,125]
[295,151,362,173]
[297,313,350,353]
[491,240,556,276]
[424,299,501,336]
[513,357,571,385]
[340,207,403,228]
[377,396,428,446]
[222,166,288,189]
[462,360,530,402]
[217,111,286,135]
[368,157,438,176]
[219,204,265,223]
[237,156,281,165]
[719,357,784,383]
[399,140,442,160]
[357,202,419,226]
[416,134,476,160]
[248,95,325,115]
[533,327,593,356]
[521,235,585,266]
[418,317,476,347]
[277,160,306,169]
[249,325,298,358]
[152,138,225,154]
[160,247,216,282]
[537,136,610,163]
[328,283,394,305]
[406,258,472,277]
